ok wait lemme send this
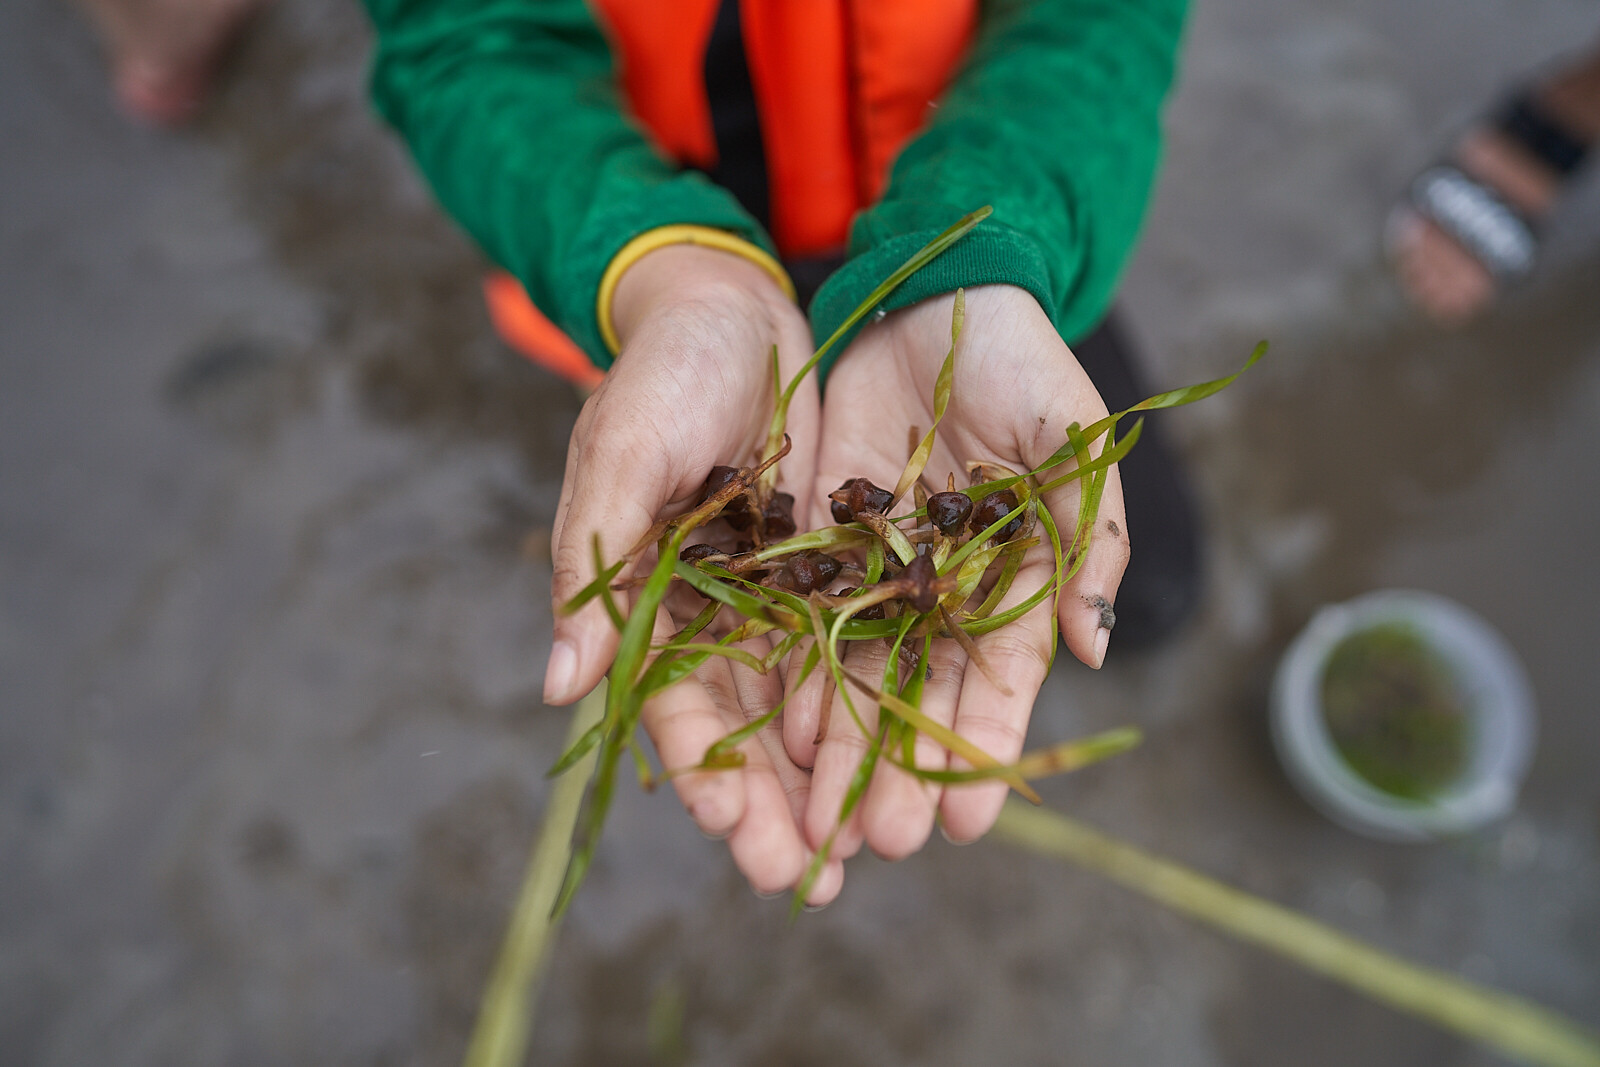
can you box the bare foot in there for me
[1390,53,1600,323]
[74,0,268,125]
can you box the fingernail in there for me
[544,640,577,704]
[1092,625,1112,669]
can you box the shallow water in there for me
[3,0,1597,1063]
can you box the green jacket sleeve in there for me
[362,0,774,368]
[809,0,1188,373]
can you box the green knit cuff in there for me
[806,220,1056,384]
[550,173,778,370]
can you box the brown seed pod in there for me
[900,553,941,613]
[927,491,974,537]
[697,464,760,530]
[970,489,1023,542]
[829,477,894,521]
[699,465,741,504]
[835,586,888,621]
[678,542,726,599]
[762,492,797,540]
[776,550,843,594]
[679,543,721,564]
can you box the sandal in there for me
[1387,88,1593,318]
[76,0,268,126]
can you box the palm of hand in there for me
[548,258,841,903]
[785,284,1130,864]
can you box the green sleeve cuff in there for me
[806,220,1055,383]
[540,173,778,370]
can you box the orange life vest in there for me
[488,0,976,384]
[597,0,975,257]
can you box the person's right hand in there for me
[544,242,842,905]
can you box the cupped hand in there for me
[785,285,1131,865]
[545,243,841,904]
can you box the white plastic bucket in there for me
[1270,589,1536,841]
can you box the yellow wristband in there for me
[595,225,797,355]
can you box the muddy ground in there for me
[3,0,1598,1063]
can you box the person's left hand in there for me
[783,285,1132,865]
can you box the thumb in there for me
[545,403,684,704]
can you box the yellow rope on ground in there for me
[463,682,607,1067]
[992,801,1600,1067]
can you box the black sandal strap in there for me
[1497,91,1591,177]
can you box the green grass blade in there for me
[759,344,784,494]
[840,666,1040,804]
[651,641,772,675]
[792,724,885,919]
[1035,417,1144,497]
[864,536,886,585]
[948,539,1014,605]
[643,615,792,697]
[890,633,930,769]
[668,599,721,645]
[1072,340,1269,452]
[1120,339,1267,415]
[719,617,778,644]
[682,561,906,641]
[967,542,1024,621]
[887,726,1140,785]
[545,721,604,778]
[773,206,992,430]
[962,571,1059,637]
[592,537,626,631]
[554,524,697,916]
[558,550,628,617]
[809,595,874,741]
[856,511,919,566]
[1035,500,1065,665]
[628,736,655,788]
[892,289,963,504]
[693,640,819,767]
[611,537,693,699]
[753,526,874,561]
[1026,420,1084,482]
[553,729,619,917]
[674,561,789,625]
[942,495,1031,575]
[638,648,712,693]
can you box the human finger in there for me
[939,551,1060,843]
[801,636,910,862]
[780,636,833,769]
[546,383,694,704]
[695,631,821,896]
[858,636,967,861]
[1050,461,1130,670]
[639,609,750,838]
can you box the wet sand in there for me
[3,0,1597,1063]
